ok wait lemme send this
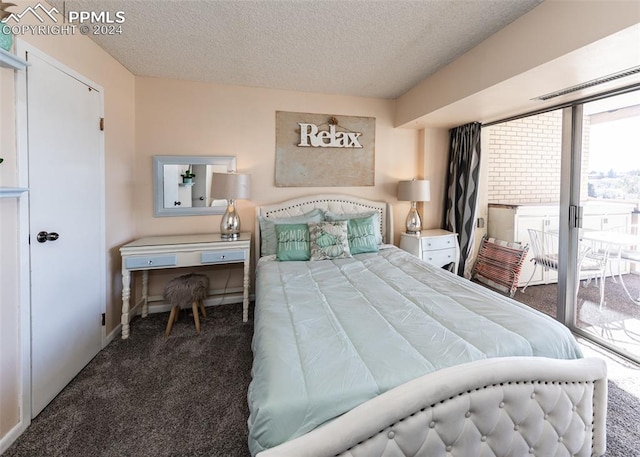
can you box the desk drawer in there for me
[422,248,456,267]
[125,255,177,269]
[421,235,456,251]
[201,250,246,264]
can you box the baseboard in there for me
[0,416,30,455]
[105,293,254,342]
[105,322,122,346]
[143,293,246,314]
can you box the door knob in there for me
[37,231,60,243]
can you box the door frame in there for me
[14,39,106,431]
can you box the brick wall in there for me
[486,110,589,204]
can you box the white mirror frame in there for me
[153,155,237,217]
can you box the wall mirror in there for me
[153,155,237,217]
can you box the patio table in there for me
[582,230,640,304]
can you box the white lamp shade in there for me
[397,180,430,202]
[210,172,251,200]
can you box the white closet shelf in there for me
[0,48,28,70]
[0,187,29,198]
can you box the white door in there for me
[26,52,104,417]
[191,164,207,207]
[163,164,180,208]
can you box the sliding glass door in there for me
[483,87,640,364]
[570,91,640,363]
[484,110,564,319]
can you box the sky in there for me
[588,116,640,173]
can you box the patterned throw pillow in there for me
[308,221,351,260]
[275,223,311,261]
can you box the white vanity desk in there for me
[119,233,251,339]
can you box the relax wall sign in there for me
[298,121,363,148]
[275,111,375,187]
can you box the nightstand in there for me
[400,229,460,272]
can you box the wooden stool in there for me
[163,273,209,337]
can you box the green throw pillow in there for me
[259,208,324,256]
[347,216,379,254]
[324,210,383,244]
[275,223,311,261]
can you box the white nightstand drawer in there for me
[201,250,246,264]
[421,235,456,251]
[422,248,457,266]
[400,230,460,272]
[125,255,178,269]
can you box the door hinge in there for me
[99,117,104,131]
[101,313,106,326]
[569,205,584,229]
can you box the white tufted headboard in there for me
[255,194,393,257]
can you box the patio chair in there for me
[522,229,607,309]
[471,236,529,297]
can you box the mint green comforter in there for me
[247,246,583,455]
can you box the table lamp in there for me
[397,179,430,234]
[210,172,251,240]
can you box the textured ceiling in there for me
[49,0,543,99]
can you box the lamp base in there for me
[405,202,422,235]
[220,199,241,240]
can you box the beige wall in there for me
[419,127,449,229]
[0,0,136,443]
[135,77,420,239]
[134,76,421,298]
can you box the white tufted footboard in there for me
[257,357,607,457]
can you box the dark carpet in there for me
[607,380,640,457]
[3,302,640,456]
[3,304,254,457]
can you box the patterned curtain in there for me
[443,122,482,277]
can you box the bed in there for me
[248,194,607,457]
